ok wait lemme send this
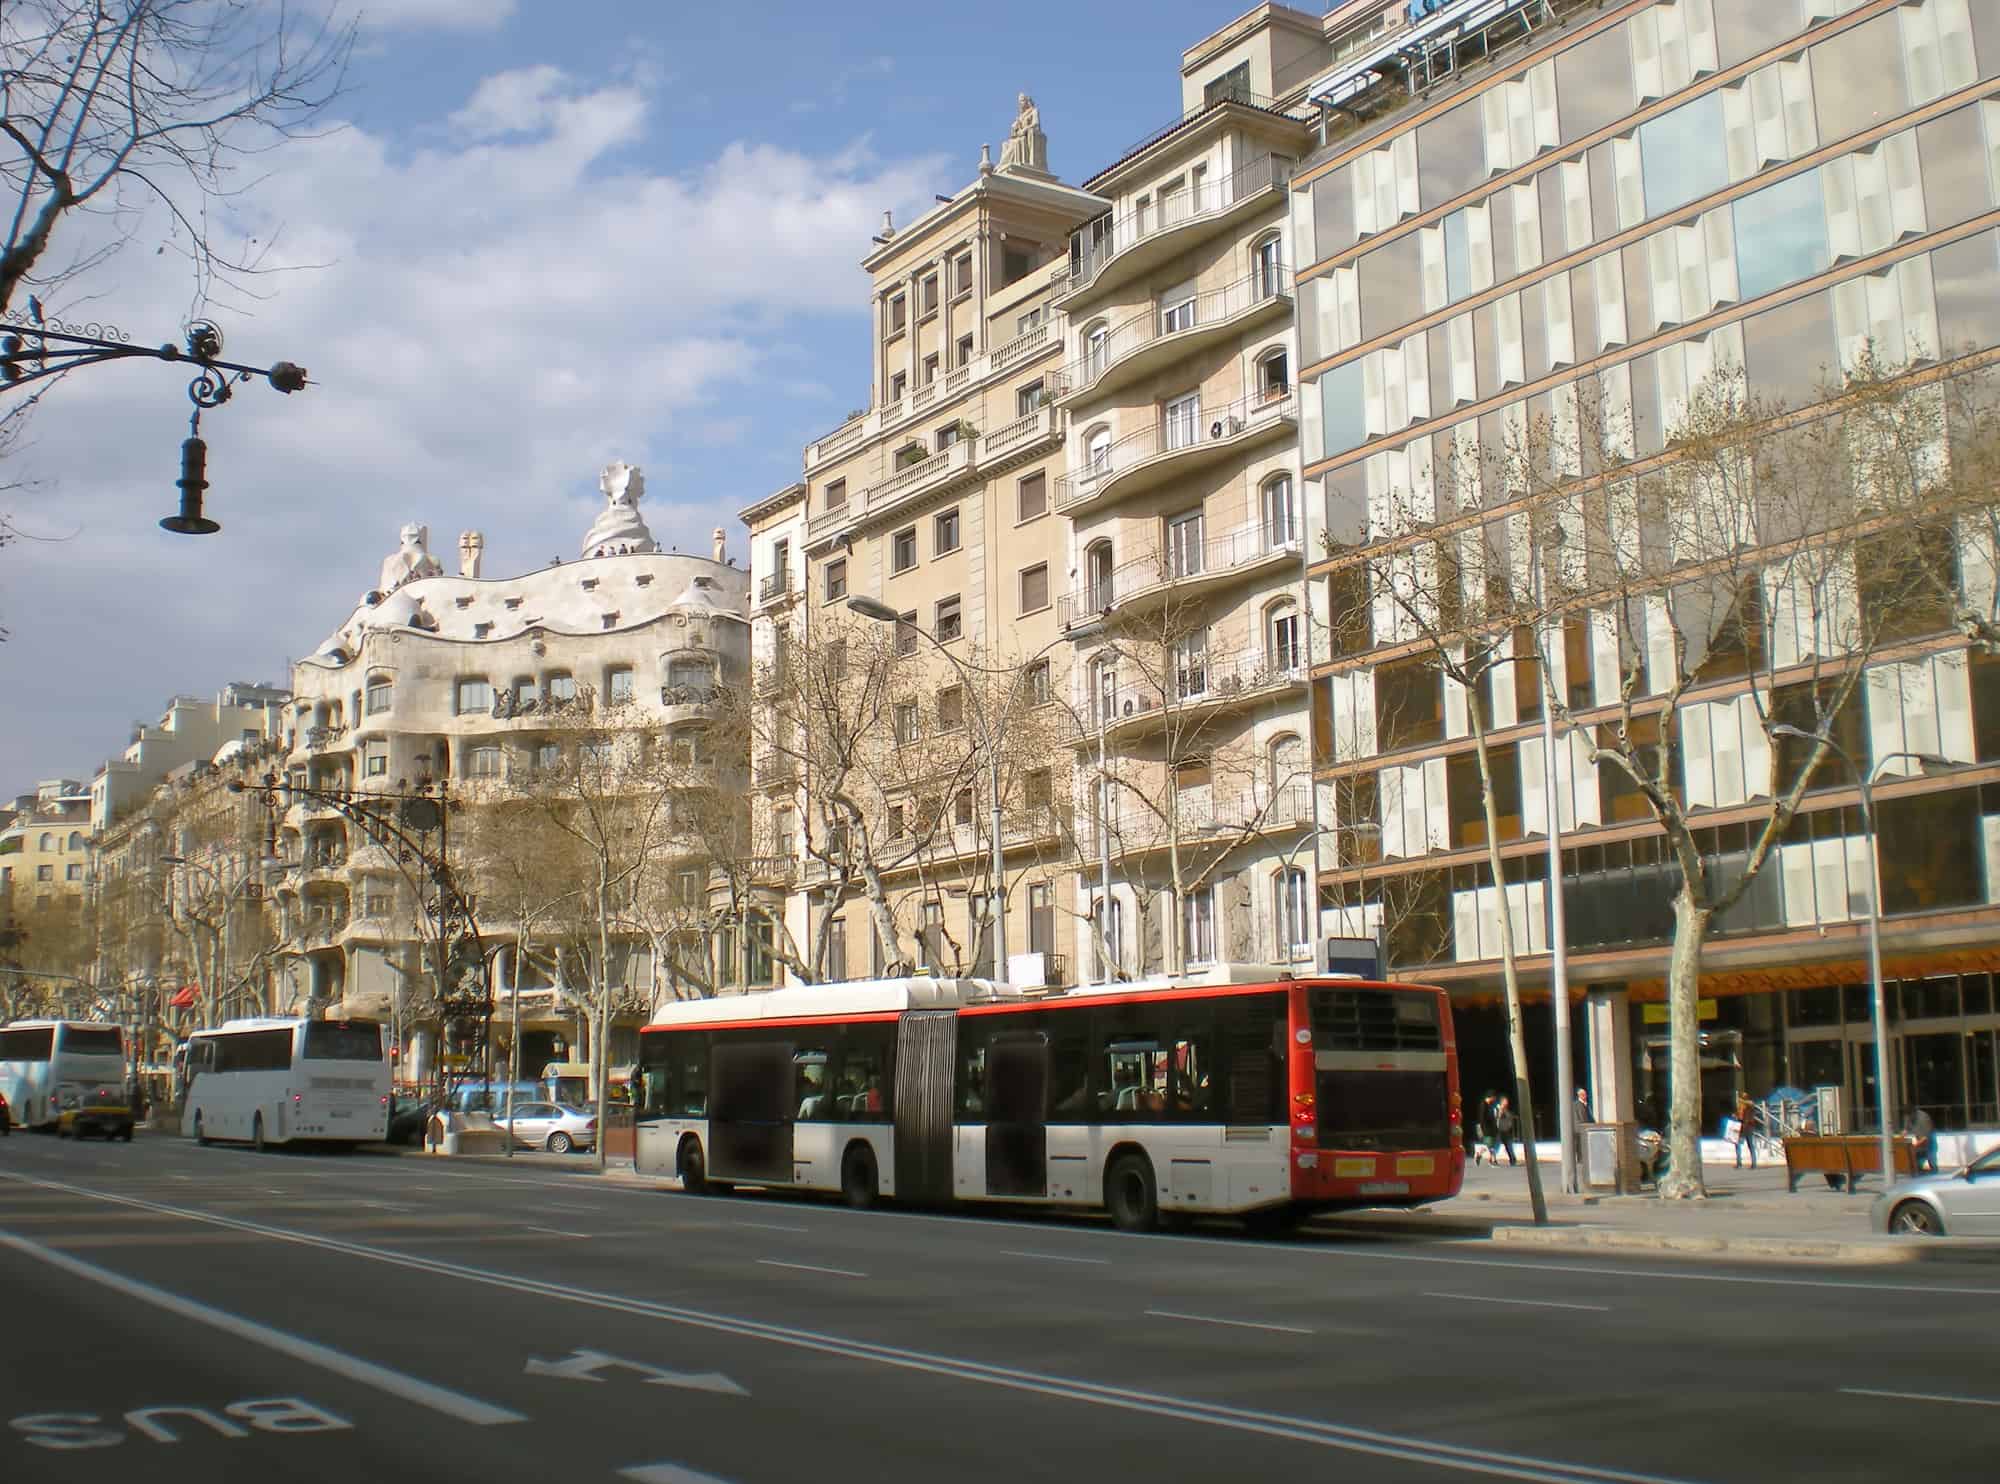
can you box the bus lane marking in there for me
[1425,1292,1611,1313]
[1002,1250,1110,1266]
[1840,1387,2000,1408]
[756,1258,866,1278]
[1145,1308,1315,1336]
[0,1230,526,1427]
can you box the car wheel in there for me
[1105,1152,1159,1233]
[547,1132,573,1155]
[842,1145,880,1209]
[253,1113,266,1154]
[195,1111,209,1147]
[1890,1200,1945,1237]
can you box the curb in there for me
[1489,1223,2000,1266]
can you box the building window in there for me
[545,672,577,703]
[938,686,965,731]
[38,833,53,851]
[934,508,960,555]
[364,747,388,777]
[1026,659,1052,706]
[1262,475,1297,549]
[953,252,973,296]
[1184,887,1216,967]
[1254,233,1284,299]
[889,371,907,401]
[1166,508,1205,578]
[824,478,847,512]
[895,701,920,746]
[826,916,849,980]
[824,639,847,681]
[774,809,796,860]
[1173,628,1209,699]
[922,352,939,386]
[888,803,908,838]
[468,746,501,778]
[896,611,919,657]
[920,273,939,316]
[954,788,975,828]
[892,526,918,574]
[1017,306,1045,335]
[1083,322,1109,381]
[1268,600,1302,672]
[366,678,393,714]
[888,293,907,334]
[1024,767,1053,810]
[66,831,84,851]
[935,595,962,643]
[956,333,974,366]
[824,559,848,603]
[937,422,961,449]
[1016,380,1046,416]
[1019,562,1049,614]
[1258,347,1290,400]
[455,678,493,715]
[1086,425,1112,475]
[1278,868,1310,955]
[537,742,562,774]
[1163,390,1200,450]
[1204,60,1251,108]
[1160,281,1198,334]
[1017,471,1047,521]
[36,865,52,882]
[65,864,81,881]
[607,667,634,704]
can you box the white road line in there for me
[1425,1292,1611,1313]
[1146,1308,1314,1336]
[0,1229,526,1426]
[620,1463,737,1484]
[545,1203,593,1213]
[756,1258,865,1278]
[0,1175,1697,1484]
[1841,1386,2000,1408]
[738,1221,811,1234]
[1002,1249,1110,1266]
[526,1226,590,1239]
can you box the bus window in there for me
[794,1048,831,1119]
[834,1024,892,1121]
[1169,1033,1214,1119]
[0,1027,54,1060]
[61,1026,123,1057]
[1048,1028,1091,1122]
[302,1022,384,1061]
[954,1026,988,1119]
[1104,1037,1166,1118]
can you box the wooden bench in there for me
[1782,1134,1919,1193]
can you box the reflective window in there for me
[1743,291,1837,410]
[1715,5,1810,68]
[1417,103,1484,208]
[1732,168,1830,302]
[1319,360,1369,458]
[1918,107,1992,234]
[1313,166,1356,259]
[1358,234,1424,340]
[1639,91,1728,218]
[1555,23,1635,143]
[1443,207,1472,303]
[1810,13,1907,146]
[1932,233,2000,356]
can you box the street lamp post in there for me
[848,595,1066,981]
[1769,727,1952,1182]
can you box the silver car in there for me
[1874,1146,2000,1236]
[498,1101,596,1154]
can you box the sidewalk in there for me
[1322,1139,2000,1266]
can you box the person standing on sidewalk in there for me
[1734,1088,1759,1170]
[1493,1095,1518,1166]
[1901,1105,1937,1174]
[1570,1087,1591,1190]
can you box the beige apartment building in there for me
[0,779,93,908]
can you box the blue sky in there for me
[0,0,1254,793]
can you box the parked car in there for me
[57,1082,134,1142]
[496,1101,596,1154]
[1874,1145,2000,1236]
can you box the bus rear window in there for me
[1310,989,1442,1052]
[303,1022,384,1062]
[62,1026,124,1056]
[0,1027,55,1059]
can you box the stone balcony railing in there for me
[1094,646,1308,731]
[757,571,792,605]
[1058,266,1290,406]
[1058,152,1297,302]
[1055,386,1295,515]
[1059,513,1302,630]
[1077,783,1313,857]
[807,403,1062,545]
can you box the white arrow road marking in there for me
[619,1464,737,1484]
[0,1230,526,1426]
[525,1347,748,1396]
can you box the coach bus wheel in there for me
[253,1114,267,1154]
[842,1145,880,1210]
[1106,1152,1159,1233]
[195,1112,209,1147]
[679,1137,709,1195]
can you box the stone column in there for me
[1585,984,1634,1122]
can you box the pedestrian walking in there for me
[1477,1091,1500,1165]
[1901,1105,1938,1174]
[1493,1095,1518,1167]
[1734,1088,1759,1170]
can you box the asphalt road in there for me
[1,1131,1995,1484]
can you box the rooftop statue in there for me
[581,460,660,559]
[378,522,444,595]
[998,91,1048,175]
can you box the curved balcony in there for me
[1060,517,1302,633]
[1060,270,1291,411]
[1079,783,1313,859]
[1085,646,1308,746]
[1059,153,1297,309]
[660,683,726,726]
[1057,388,1295,518]
[806,404,1063,547]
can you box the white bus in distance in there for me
[0,1020,127,1131]
[182,1017,390,1150]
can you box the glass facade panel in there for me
[1359,234,1425,340]
[1554,23,1636,143]
[1443,207,1471,303]
[1930,231,2000,357]
[1314,167,1356,261]
[1918,106,1992,233]
[1418,102,1485,209]
[1639,91,1729,218]
[1714,4,1811,68]
[1320,359,1369,459]
[1732,168,1830,301]
[1744,290,1837,413]
[1810,13,1908,147]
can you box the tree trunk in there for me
[1470,709,1549,1225]
[594,861,612,1175]
[1657,886,1711,1199]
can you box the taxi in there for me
[57,1081,135,1142]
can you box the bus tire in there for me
[1106,1152,1159,1233]
[195,1111,209,1147]
[679,1136,710,1195]
[252,1113,266,1154]
[842,1144,880,1209]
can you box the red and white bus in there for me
[634,967,1462,1232]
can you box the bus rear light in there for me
[293,1093,302,1105]
[1292,1092,1315,1109]
[380,1095,390,1106]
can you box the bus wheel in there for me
[842,1145,880,1210]
[679,1137,709,1195]
[1106,1152,1158,1233]
[195,1112,209,1147]
[252,1114,266,1154]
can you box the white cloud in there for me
[0,64,952,787]
[352,0,517,32]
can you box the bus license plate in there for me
[1359,1180,1410,1197]
[1395,1156,1435,1176]
[1334,1157,1375,1178]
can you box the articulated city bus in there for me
[181,1017,390,1149]
[634,967,1462,1232]
[0,1020,127,1131]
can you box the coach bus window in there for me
[1169,1033,1214,1118]
[834,1025,892,1120]
[1048,1028,1091,1121]
[302,1022,383,1061]
[955,1025,989,1118]
[1105,1038,1165,1117]
[62,1026,123,1056]
[676,1037,709,1117]
[796,1049,832,1119]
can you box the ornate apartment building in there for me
[1293,0,2000,1129]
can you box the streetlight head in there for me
[845,595,901,624]
[1769,723,1816,743]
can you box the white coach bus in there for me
[181,1017,390,1150]
[0,1019,127,1131]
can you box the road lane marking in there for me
[756,1259,865,1278]
[1002,1250,1110,1265]
[525,1226,590,1239]
[620,1464,736,1484]
[0,1177,1701,1484]
[1841,1387,2000,1408]
[0,1230,526,1426]
[1146,1308,1314,1336]
[1425,1293,1611,1313]
[738,1221,811,1234]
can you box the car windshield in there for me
[1967,1148,2000,1177]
